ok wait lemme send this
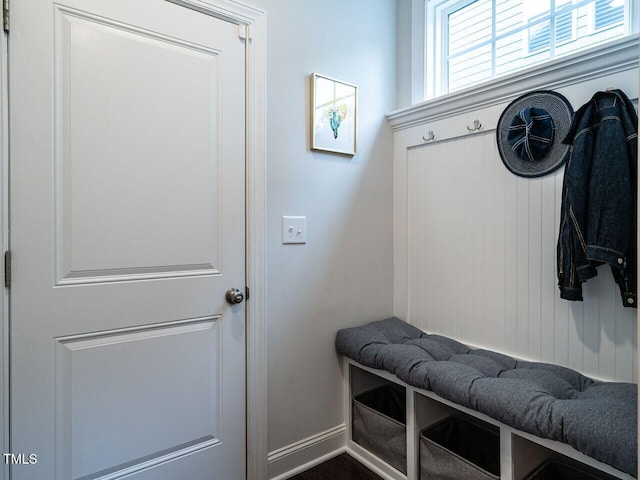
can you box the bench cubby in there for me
[350,365,408,474]
[344,359,635,480]
[512,434,620,480]
[419,413,500,479]
[353,382,407,474]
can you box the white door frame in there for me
[0,1,268,479]
[0,18,8,480]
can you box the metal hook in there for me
[466,119,482,132]
[423,130,435,142]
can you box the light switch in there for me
[282,216,307,244]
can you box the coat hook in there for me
[423,130,435,142]
[467,119,482,132]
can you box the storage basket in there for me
[352,384,406,474]
[419,414,500,480]
[524,460,618,480]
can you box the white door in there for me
[9,1,247,479]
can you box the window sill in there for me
[387,35,639,131]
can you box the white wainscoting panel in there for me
[404,130,637,383]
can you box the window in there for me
[595,0,624,30]
[424,0,635,98]
[527,8,572,54]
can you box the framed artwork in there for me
[311,73,357,156]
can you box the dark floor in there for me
[289,454,382,480]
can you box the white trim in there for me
[630,0,640,38]
[239,3,268,480]
[269,449,346,480]
[267,425,347,480]
[346,445,406,480]
[389,35,639,130]
[0,25,7,480]
[268,425,347,463]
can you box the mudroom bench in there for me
[336,317,637,480]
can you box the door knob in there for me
[226,288,244,305]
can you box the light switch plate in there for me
[282,216,307,244]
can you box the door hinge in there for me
[4,250,10,288]
[3,0,8,33]
[238,24,249,40]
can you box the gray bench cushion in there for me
[336,317,637,477]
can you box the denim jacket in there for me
[557,89,638,308]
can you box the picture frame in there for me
[311,73,357,156]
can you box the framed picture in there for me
[311,73,357,156]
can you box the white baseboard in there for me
[346,442,406,480]
[267,424,346,480]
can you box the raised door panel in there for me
[55,7,222,284]
[55,319,220,479]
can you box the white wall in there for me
[247,1,397,477]
[391,41,639,384]
[404,128,637,382]
[396,0,412,109]
[250,1,636,476]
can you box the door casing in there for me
[0,1,268,479]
